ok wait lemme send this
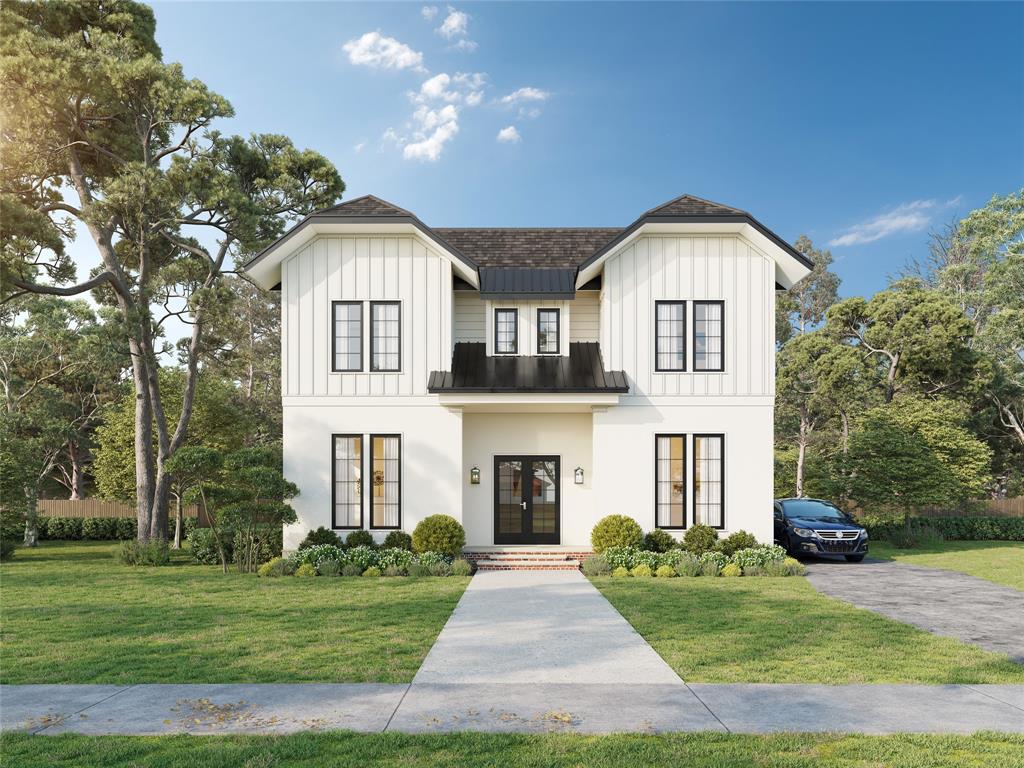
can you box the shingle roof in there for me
[433,228,623,268]
[316,195,415,218]
[642,194,747,218]
[428,343,629,393]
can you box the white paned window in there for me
[537,308,559,354]
[495,308,518,354]
[693,435,724,528]
[370,302,401,372]
[332,302,362,372]
[694,301,724,372]
[333,435,362,528]
[655,301,686,371]
[371,435,401,529]
[655,435,686,529]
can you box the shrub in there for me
[234,527,281,570]
[721,562,743,577]
[46,517,83,540]
[341,563,363,577]
[763,557,806,577]
[407,563,429,578]
[673,553,702,577]
[630,563,653,578]
[345,530,376,549]
[699,550,728,570]
[581,554,611,577]
[415,551,452,568]
[743,564,767,576]
[295,563,316,577]
[656,549,691,569]
[602,546,658,571]
[187,528,234,566]
[0,507,21,560]
[412,515,466,557]
[289,544,346,570]
[718,530,758,556]
[655,564,676,578]
[428,561,452,577]
[700,560,722,577]
[115,518,136,540]
[34,516,49,539]
[82,517,117,540]
[317,559,342,577]
[117,539,169,566]
[0,539,15,561]
[730,545,786,570]
[383,530,413,551]
[362,566,382,577]
[383,565,405,577]
[591,515,643,553]
[642,528,677,553]
[451,558,473,576]
[257,557,289,577]
[611,566,631,578]
[682,524,719,555]
[346,545,380,571]
[378,547,414,571]
[861,515,1024,542]
[298,527,340,550]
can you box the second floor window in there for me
[495,308,518,354]
[537,308,560,354]
[655,301,686,371]
[694,301,724,371]
[332,302,362,372]
[370,302,401,372]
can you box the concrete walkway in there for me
[806,559,1024,662]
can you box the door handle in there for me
[521,501,527,510]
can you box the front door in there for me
[494,456,560,545]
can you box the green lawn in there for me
[0,542,468,685]
[2,732,1021,768]
[592,575,1024,684]
[870,540,1024,591]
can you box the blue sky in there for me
[145,1,1023,299]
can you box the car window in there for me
[773,505,784,520]
[782,499,846,519]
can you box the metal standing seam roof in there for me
[427,343,629,394]
[478,268,577,299]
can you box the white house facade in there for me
[244,195,812,555]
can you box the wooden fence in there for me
[38,499,201,519]
[917,498,1024,518]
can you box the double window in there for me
[332,433,402,530]
[537,308,560,354]
[331,301,401,372]
[654,433,724,530]
[654,300,725,372]
[494,308,518,354]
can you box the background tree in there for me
[0,0,343,540]
[776,235,841,338]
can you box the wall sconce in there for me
[574,467,584,485]
[470,466,481,485]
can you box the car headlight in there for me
[860,530,869,539]
[792,527,817,538]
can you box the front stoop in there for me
[463,549,592,571]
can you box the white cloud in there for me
[404,104,460,161]
[465,90,483,106]
[421,5,438,20]
[411,71,487,105]
[828,197,962,247]
[499,86,551,104]
[450,38,478,52]
[437,6,469,39]
[342,31,426,73]
[496,126,521,144]
[417,73,460,102]
[353,141,366,153]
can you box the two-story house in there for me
[243,194,811,561]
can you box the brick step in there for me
[474,558,582,571]
[475,554,574,561]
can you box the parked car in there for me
[773,498,868,562]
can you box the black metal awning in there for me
[428,343,629,394]
[477,268,577,299]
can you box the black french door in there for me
[494,456,560,545]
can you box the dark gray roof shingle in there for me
[316,195,415,218]
[432,228,623,268]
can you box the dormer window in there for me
[495,308,518,354]
[537,308,560,355]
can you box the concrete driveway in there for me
[805,558,1024,662]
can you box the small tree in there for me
[163,446,228,571]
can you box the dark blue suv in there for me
[774,498,868,562]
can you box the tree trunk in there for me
[172,494,183,549]
[840,412,850,455]
[795,409,812,498]
[22,487,39,547]
[131,341,155,541]
[67,442,86,500]
[884,352,900,403]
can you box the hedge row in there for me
[863,516,1024,542]
[37,516,198,541]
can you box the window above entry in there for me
[494,308,518,355]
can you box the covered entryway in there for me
[494,456,560,544]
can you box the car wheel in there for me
[845,554,866,563]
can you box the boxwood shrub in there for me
[591,515,643,553]
[412,515,466,556]
[865,516,1024,542]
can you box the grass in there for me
[870,540,1024,591]
[0,542,468,685]
[2,732,1022,768]
[592,575,1024,684]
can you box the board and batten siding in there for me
[453,292,486,343]
[600,235,775,398]
[282,235,452,397]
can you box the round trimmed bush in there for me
[591,515,642,554]
[642,528,677,553]
[630,563,653,577]
[721,562,743,577]
[294,563,317,578]
[383,530,413,551]
[655,564,676,578]
[718,530,758,556]
[345,530,375,549]
[298,527,340,550]
[412,515,466,557]
[258,557,288,578]
[362,566,382,577]
[683,524,719,555]
[611,566,631,578]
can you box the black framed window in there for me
[537,308,560,354]
[332,302,362,372]
[370,434,401,529]
[655,301,686,371]
[655,435,686,529]
[495,308,518,354]
[332,434,362,529]
[693,434,724,529]
[370,301,401,372]
[694,300,724,372]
